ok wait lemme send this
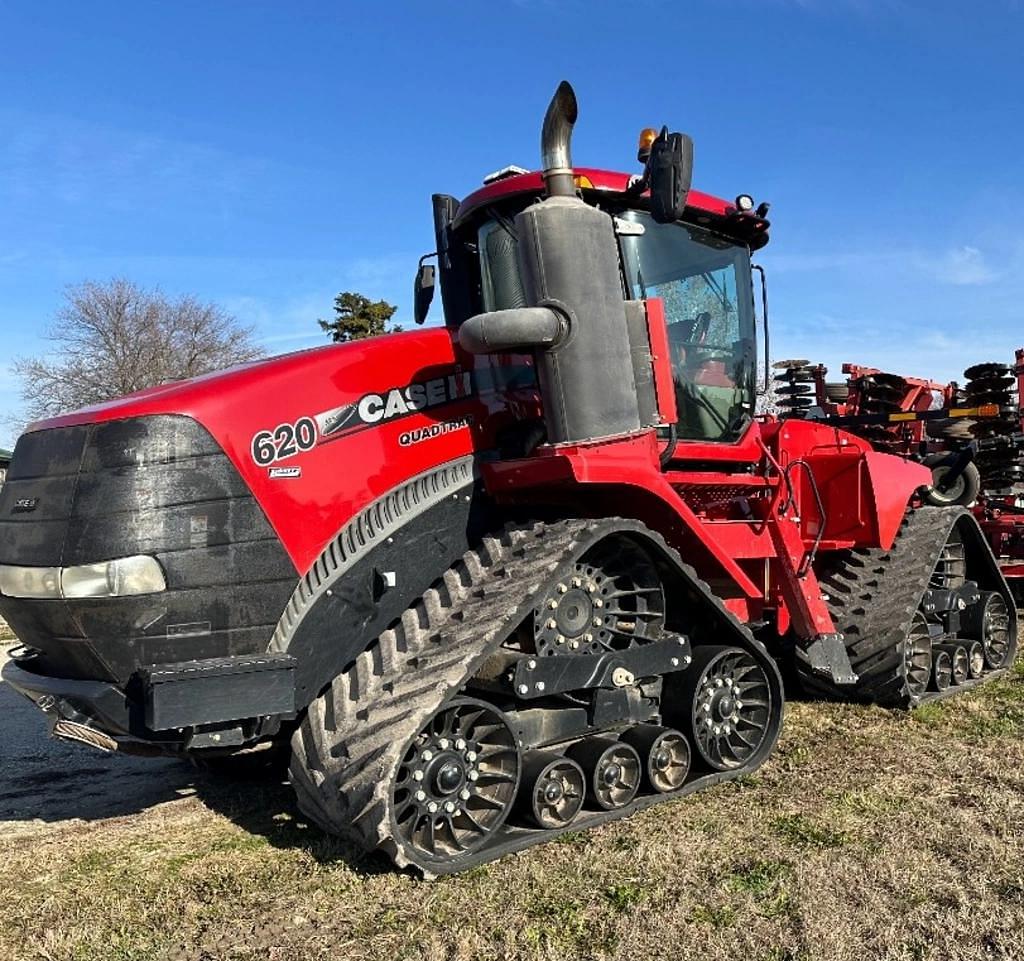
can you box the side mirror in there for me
[413,258,436,325]
[647,128,693,224]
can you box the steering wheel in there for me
[674,314,733,363]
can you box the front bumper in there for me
[2,648,297,751]
[2,652,134,736]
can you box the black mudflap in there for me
[801,506,1018,707]
[289,517,784,877]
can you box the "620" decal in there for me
[251,417,318,466]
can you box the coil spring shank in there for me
[773,361,815,418]
[964,362,1022,493]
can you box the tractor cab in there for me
[475,203,757,443]
[422,155,768,448]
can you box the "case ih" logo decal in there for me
[248,370,475,466]
[313,371,474,442]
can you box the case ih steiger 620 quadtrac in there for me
[0,83,1017,875]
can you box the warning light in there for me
[637,127,658,163]
[573,174,594,189]
[978,403,1000,417]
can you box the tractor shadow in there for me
[0,664,389,874]
[190,767,396,876]
[0,670,196,826]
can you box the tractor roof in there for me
[455,167,770,250]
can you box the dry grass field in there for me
[1,629,1023,961]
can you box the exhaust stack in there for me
[460,81,641,445]
[540,81,578,199]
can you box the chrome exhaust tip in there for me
[541,80,578,199]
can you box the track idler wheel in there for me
[532,539,665,656]
[967,641,986,679]
[391,698,521,864]
[902,612,933,699]
[935,643,969,686]
[932,650,952,692]
[681,646,774,771]
[567,737,641,811]
[620,724,691,793]
[962,590,1012,669]
[518,752,585,829]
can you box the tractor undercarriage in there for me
[289,518,783,876]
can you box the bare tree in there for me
[14,279,265,421]
[756,361,782,416]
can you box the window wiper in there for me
[701,271,731,312]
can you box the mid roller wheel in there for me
[620,724,691,793]
[967,640,986,679]
[519,753,585,829]
[932,650,953,692]
[936,643,969,686]
[567,737,642,811]
[391,698,520,866]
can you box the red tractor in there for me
[0,84,1016,875]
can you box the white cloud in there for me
[0,108,282,216]
[766,243,1000,286]
[772,307,1021,386]
[931,246,998,286]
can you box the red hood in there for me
[31,330,448,433]
[24,327,489,573]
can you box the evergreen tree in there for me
[318,291,402,342]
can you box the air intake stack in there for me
[459,82,641,445]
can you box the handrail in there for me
[781,459,827,578]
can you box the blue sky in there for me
[1,0,1022,447]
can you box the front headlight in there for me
[0,556,167,599]
[0,565,61,599]
[62,556,167,598]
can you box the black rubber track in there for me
[800,506,1018,707]
[289,517,783,876]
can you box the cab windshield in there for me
[618,210,756,443]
